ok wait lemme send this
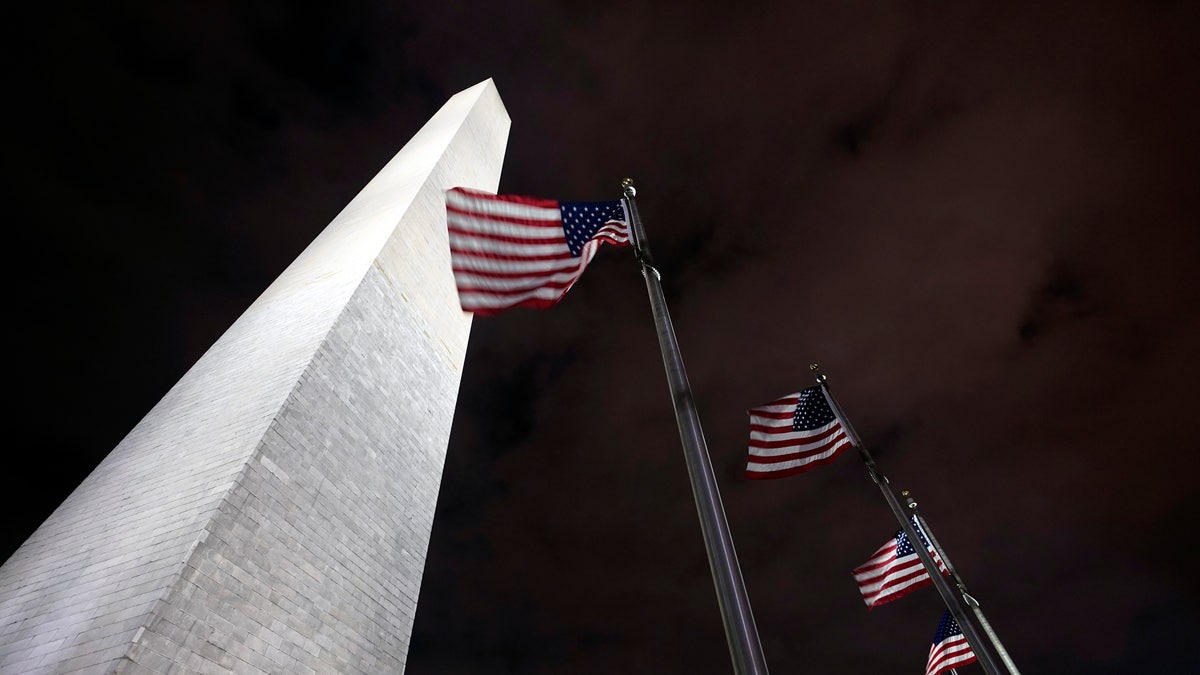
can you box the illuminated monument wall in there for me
[0,80,508,674]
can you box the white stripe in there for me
[856,558,946,604]
[852,545,900,579]
[934,652,976,674]
[931,639,973,663]
[446,212,564,242]
[748,434,849,459]
[853,553,920,584]
[458,284,571,309]
[449,232,571,258]
[749,418,840,440]
[593,223,631,242]
[748,396,801,415]
[862,571,931,604]
[453,255,579,275]
[457,242,601,310]
[447,212,564,241]
[855,560,926,594]
[453,245,598,277]
[928,637,975,675]
[747,412,811,430]
[745,442,846,474]
[853,545,897,574]
[454,263,588,292]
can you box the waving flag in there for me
[745,386,853,479]
[926,610,977,675]
[446,187,630,315]
[852,517,949,608]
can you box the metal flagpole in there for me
[621,179,769,675]
[808,364,1006,675]
[903,492,1022,675]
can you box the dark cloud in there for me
[8,0,1200,673]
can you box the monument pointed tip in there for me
[452,78,502,101]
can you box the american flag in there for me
[852,516,949,608]
[745,386,853,479]
[926,610,977,675]
[446,187,630,315]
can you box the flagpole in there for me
[808,364,1005,675]
[622,179,769,675]
[903,492,1022,675]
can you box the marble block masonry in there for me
[0,79,510,674]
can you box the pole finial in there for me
[621,177,636,198]
[809,363,827,384]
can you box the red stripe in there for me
[864,575,933,608]
[454,278,577,297]
[743,448,846,480]
[448,188,560,211]
[748,442,843,464]
[463,296,565,316]
[451,248,574,264]
[447,205,564,229]
[748,429,846,450]
[748,421,840,435]
[874,565,928,591]
[748,397,800,415]
[591,233,630,247]
[852,558,895,575]
[452,264,576,280]
[748,422,842,439]
[928,639,976,675]
[751,410,797,420]
[851,547,898,575]
[448,223,565,246]
[860,557,948,581]
[446,204,564,228]
[860,563,950,608]
[748,437,837,451]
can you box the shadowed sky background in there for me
[9,1,1200,672]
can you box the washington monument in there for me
[0,79,509,674]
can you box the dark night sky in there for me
[8,1,1200,673]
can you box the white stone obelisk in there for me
[0,79,509,674]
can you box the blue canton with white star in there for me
[932,610,963,643]
[792,386,837,431]
[896,517,933,555]
[561,200,625,257]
